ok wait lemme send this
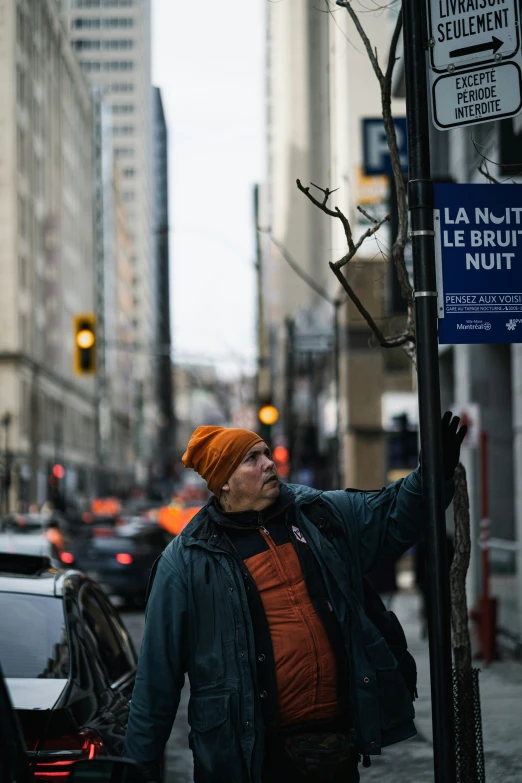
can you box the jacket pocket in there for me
[188,694,245,783]
[364,637,415,731]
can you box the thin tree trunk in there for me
[451,462,478,782]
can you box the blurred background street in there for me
[1,0,522,781]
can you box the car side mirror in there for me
[67,757,150,783]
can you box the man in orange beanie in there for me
[125,417,466,783]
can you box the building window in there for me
[20,380,30,437]
[19,254,28,289]
[20,314,30,352]
[16,66,27,106]
[113,125,135,135]
[17,127,26,174]
[114,147,134,157]
[73,39,133,51]
[122,167,135,177]
[72,17,134,29]
[18,195,27,237]
[122,191,135,202]
[109,83,134,93]
[72,1,133,8]
[104,60,133,71]
[112,104,134,114]
[81,61,101,72]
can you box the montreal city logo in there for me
[456,322,491,330]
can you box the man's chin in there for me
[264,479,280,496]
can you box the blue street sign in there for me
[434,183,522,344]
[362,117,408,176]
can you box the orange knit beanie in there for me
[182,426,263,497]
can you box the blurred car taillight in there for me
[93,527,113,537]
[59,552,75,564]
[115,553,133,565]
[34,729,103,780]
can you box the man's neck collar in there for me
[208,484,295,529]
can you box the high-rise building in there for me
[152,87,175,485]
[0,0,97,508]
[92,92,137,491]
[60,0,156,483]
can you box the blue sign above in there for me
[435,183,522,344]
[362,117,408,176]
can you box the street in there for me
[123,592,522,783]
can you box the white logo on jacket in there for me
[292,525,307,544]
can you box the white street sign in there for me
[432,60,522,128]
[427,0,520,71]
[427,0,522,130]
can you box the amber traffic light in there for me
[258,404,279,426]
[73,314,96,375]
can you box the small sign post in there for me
[427,0,522,129]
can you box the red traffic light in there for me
[52,464,66,479]
[273,446,289,465]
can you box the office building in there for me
[0,0,97,507]
[61,0,156,483]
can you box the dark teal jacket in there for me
[124,469,447,782]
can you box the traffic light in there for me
[73,314,96,376]
[273,445,290,479]
[258,404,279,427]
[52,464,66,479]
[257,401,279,447]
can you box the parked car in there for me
[65,520,170,606]
[0,656,147,783]
[0,553,138,780]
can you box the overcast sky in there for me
[151,0,265,377]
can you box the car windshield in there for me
[0,593,69,678]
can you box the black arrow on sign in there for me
[449,35,503,59]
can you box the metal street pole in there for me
[284,317,296,481]
[402,2,456,782]
[333,301,342,489]
[254,185,270,406]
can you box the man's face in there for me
[221,442,280,512]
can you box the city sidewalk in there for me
[363,591,522,783]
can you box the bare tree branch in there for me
[357,205,379,223]
[337,2,412,307]
[380,9,412,306]
[329,261,415,349]
[334,212,391,270]
[297,178,356,252]
[478,161,501,184]
[336,0,384,87]
[471,135,522,173]
[310,182,340,206]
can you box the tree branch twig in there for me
[336,0,384,86]
[334,213,391,270]
[297,178,355,252]
[329,262,415,349]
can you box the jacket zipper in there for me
[258,522,321,708]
